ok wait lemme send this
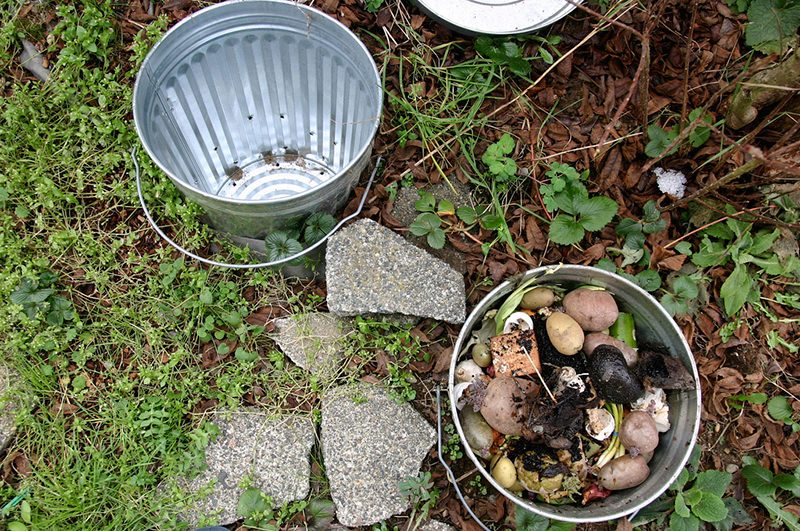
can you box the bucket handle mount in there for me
[133,147,380,269]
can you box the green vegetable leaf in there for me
[719,263,751,316]
[742,463,776,497]
[690,492,728,523]
[768,395,794,422]
[693,470,732,498]
[645,124,679,158]
[577,196,618,231]
[409,212,442,237]
[549,214,585,245]
[303,212,337,245]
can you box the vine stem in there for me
[663,204,773,250]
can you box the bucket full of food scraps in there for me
[449,264,701,522]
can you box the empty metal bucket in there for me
[449,264,701,523]
[133,0,382,240]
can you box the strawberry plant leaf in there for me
[576,196,618,231]
[549,214,585,245]
[719,263,752,316]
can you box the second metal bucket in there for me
[133,0,382,241]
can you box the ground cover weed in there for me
[742,456,800,530]
[516,508,575,531]
[398,471,438,531]
[633,446,753,530]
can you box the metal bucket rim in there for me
[448,264,702,523]
[132,0,383,206]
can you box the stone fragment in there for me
[272,313,352,380]
[321,384,435,527]
[326,219,465,323]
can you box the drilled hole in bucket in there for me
[248,115,253,120]
[280,114,286,119]
[309,131,315,136]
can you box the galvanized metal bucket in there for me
[449,264,702,523]
[132,0,382,266]
[413,0,581,36]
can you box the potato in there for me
[619,410,659,455]
[520,287,555,310]
[563,288,619,332]
[545,312,584,356]
[480,377,534,436]
[460,407,494,459]
[490,456,517,489]
[583,332,638,367]
[598,455,650,490]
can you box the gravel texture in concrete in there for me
[272,313,352,380]
[179,409,315,527]
[326,219,465,324]
[321,384,436,527]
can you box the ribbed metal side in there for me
[133,0,382,239]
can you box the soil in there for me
[7,0,800,530]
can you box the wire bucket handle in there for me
[132,147,381,269]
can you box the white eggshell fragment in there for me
[631,387,671,433]
[585,407,615,441]
[456,359,484,383]
[503,311,534,334]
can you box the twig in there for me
[563,0,644,39]
[523,346,557,403]
[663,205,772,249]
[678,4,699,135]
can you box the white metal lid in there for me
[413,0,580,35]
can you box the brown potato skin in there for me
[520,287,555,310]
[545,312,584,355]
[583,332,638,367]
[480,377,531,436]
[563,288,619,332]
[619,410,659,454]
[598,455,650,490]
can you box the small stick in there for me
[523,346,557,404]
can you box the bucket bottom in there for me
[216,150,337,201]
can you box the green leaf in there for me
[576,196,618,231]
[616,217,643,236]
[692,236,729,267]
[426,227,446,249]
[742,463,776,497]
[15,205,29,218]
[409,212,442,236]
[690,492,728,523]
[675,491,691,518]
[414,192,436,213]
[773,473,800,495]
[72,374,86,392]
[684,488,703,506]
[768,395,794,422]
[7,522,28,531]
[553,180,588,215]
[645,124,679,158]
[675,241,694,255]
[456,206,478,224]
[303,212,337,244]
[199,289,214,305]
[516,507,552,531]
[496,133,515,154]
[539,46,554,64]
[661,293,688,316]
[693,470,732,498]
[481,213,505,230]
[264,231,304,264]
[669,511,701,531]
[672,275,699,299]
[745,0,800,54]
[21,500,31,524]
[634,269,662,292]
[755,493,800,530]
[727,392,768,409]
[506,56,532,76]
[749,228,781,255]
[549,214,585,245]
[10,278,54,305]
[235,347,258,363]
[594,258,617,273]
[238,487,272,517]
[720,263,751,316]
[437,199,455,216]
[712,497,754,530]
[687,108,712,147]
[46,295,74,326]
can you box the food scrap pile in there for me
[453,276,697,505]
